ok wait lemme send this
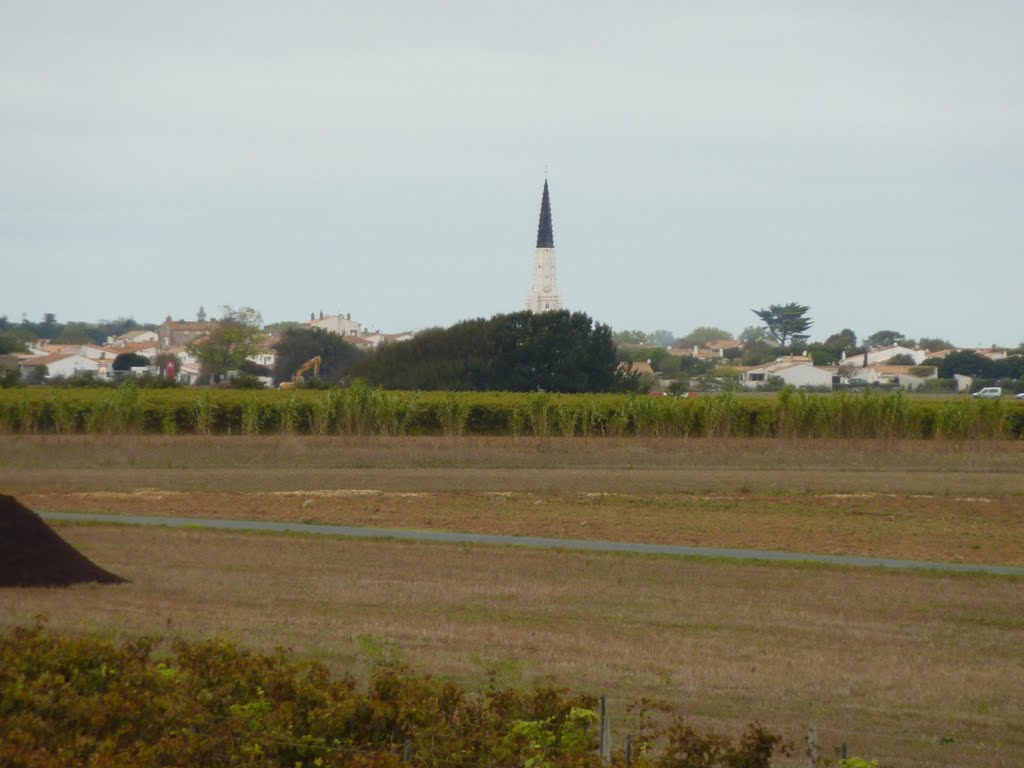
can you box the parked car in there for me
[972,387,1002,399]
[1016,392,1024,400]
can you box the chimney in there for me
[319,309,324,320]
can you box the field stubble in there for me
[5,435,1024,566]
[3,527,1021,768]
[1,435,1023,767]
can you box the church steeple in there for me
[526,176,563,313]
[536,179,554,249]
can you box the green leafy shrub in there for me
[0,624,785,768]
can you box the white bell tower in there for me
[525,179,564,313]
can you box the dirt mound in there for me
[0,495,126,587]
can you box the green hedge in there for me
[0,624,784,768]
[0,384,1021,438]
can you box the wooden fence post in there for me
[807,722,818,767]
[599,694,611,762]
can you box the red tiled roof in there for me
[19,353,77,367]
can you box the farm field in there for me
[3,386,1024,439]
[2,435,1023,767]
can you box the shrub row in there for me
[0,624,783,768]
[0,384,1021,438]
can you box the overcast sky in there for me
[2,2,1022,347]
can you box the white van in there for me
[972,387,1002,399]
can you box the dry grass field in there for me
[2,435,1023,767]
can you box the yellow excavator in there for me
[279,355,321,389]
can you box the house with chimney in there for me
[304,310,363,338]
[158,307,215,349]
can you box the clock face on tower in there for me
[544,287,551,293]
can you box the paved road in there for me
[40,511,1024,577]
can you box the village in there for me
[4,177,1019,395]
[2,304,1018,396]
[0,308,413,387]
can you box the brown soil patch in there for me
[0,495,125,587]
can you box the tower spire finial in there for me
[536,178,554,249]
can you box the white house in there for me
[361,331,415,349]
[840,345,927,366]
[176,361,202,386]
[845,364,938,391]
[953,373,973,392]
[37,344,111,361]
[247,350,276,368]
[163,345,199,366]
[18,353,101,380]
[963,347,1008,361]
[109,330,159,347]
[740,357,834,390]
[305,311,363,337]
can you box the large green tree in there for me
[675,326,734,348]
[928,350,994,379]
[994,355,1024,381]
[751,303,812,347]
[738,325,769,345]
[0,332,28,355]
[187,306,264,381]
[86,317,153,345]
[54,324,92,345]
[355,310,620,392]
[822,328,858,353]
[272,327,365,385]
[612,329,675,347]
[917,337,953,353]
[865,329,909,348]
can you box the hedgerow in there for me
[0,384,1021,438]
[0,624,784,768]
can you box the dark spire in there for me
[536,179,554,248]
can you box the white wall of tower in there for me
[525,247,563,312]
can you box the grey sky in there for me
[2,2,1022,346]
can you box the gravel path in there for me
[39,511,1024,576]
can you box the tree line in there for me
[350,310,628,393]
[7,303,1022,393]
[183,308,631,392]
[0,314,153,354]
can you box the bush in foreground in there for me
[0,624,785,768]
